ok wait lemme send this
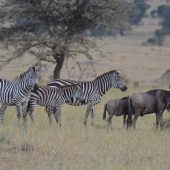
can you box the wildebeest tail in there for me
[103,104,107,120]
[127,97,133,127]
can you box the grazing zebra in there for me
[0,66,40,124]
[25,84,84,126]
[47,70,128,126]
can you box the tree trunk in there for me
[53,53,65,79]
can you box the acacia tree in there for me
[0,0,127,79]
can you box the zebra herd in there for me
[0,66,128,127]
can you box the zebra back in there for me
[47,79,77,87]
[47,70,127,106]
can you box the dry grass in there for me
[0,87,170,170]
[0,1,170,169]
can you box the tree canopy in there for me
[149,4,170,46]
[0,0,128,79]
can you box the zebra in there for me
[24,84,84,126]
[47,70,128,126]
[0,66,40,124]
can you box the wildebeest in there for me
[127,89,170,129]
[103,96,129,129]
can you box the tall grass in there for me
[0,87,170,170]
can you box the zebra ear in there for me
[32,65,40,74]
[20,73,24,79]
[35,65,40,73]
[117,69,122,74]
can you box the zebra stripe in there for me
[48,79,77,87]
[25,84,84,126]
[0,66,40,123]
[47,70,127,126]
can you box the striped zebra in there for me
[25,84,84,126]
[0,66,40,124]
[47,70,128,126]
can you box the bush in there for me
[130,0,150,25]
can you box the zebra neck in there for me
[63,87,72,99]
[96,77,111,96]
[16,80,33,92]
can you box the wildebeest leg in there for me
[156,112,163,130]
[159,113,163,130]
[156,113,159,129]
[107,113,113,130]
[0,103,7,124]
[132,113,139,129]
[158,112,164,130]
[123,114,126,128]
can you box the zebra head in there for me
[72,84,85,101]
[20,65,40,88]
[110,70,127,92]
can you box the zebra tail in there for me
[103,104,107,120]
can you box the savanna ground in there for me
[0,87,170,170]
[1,0,170,170]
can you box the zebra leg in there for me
[22,101,29,125]
[84,106,93,126]
[0,103,7,124]
[28,107,35,122]
[22,101,28,116]
[16,103,22,122]
[91,108,95,126]
[57,110,61,127]
[46,106,53,124]
[53,107,61,126]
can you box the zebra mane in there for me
[32,66,36,73]
[19,68,31,80]
[95,70,117,80]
